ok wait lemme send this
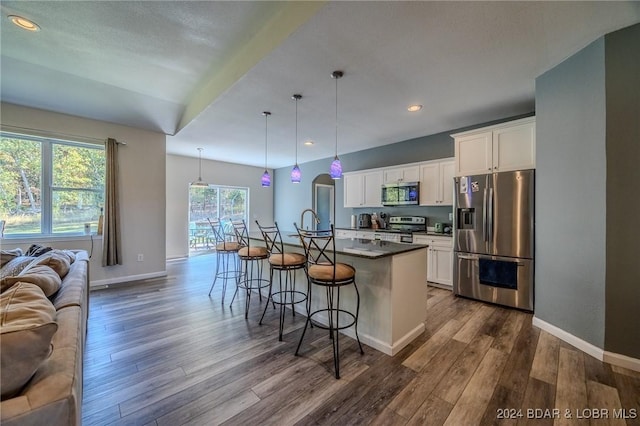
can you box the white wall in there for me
[1,103,167,287]
[166,154,274,259]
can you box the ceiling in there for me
[2,1,639,169]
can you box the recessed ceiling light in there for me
[8,15,40,31]
[304,140,314,146]
[407,104,423,112]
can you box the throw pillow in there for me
[25,251,71,279]
[0,256,36,293]
[0,282,58,400]
[0,248,23,268]
[24,244,53,257]
[2,266,62,298]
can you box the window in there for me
[189,185,248,251]
[0,132,105,237]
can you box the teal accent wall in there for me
[535,37,607,349]
[536,22,640,359]
[604,23,640,358]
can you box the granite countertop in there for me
[335,227,453,238]
[249,231,427,259]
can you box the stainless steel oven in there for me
[453,252,533,311]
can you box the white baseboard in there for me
[292,306,424,356]
[604,351,640,372]
[532,316,640,372]
[90,271,167,289]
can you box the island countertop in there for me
[249,231,426,259]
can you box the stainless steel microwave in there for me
[381,182,420,206]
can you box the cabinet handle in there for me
[488,168,491,171]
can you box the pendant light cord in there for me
[335,75,339,158]
[295,97,299,163]
[263,112,269,170]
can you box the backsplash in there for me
[350,205,453,227]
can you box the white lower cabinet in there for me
[413,235,453,288]
[335,229,357,239]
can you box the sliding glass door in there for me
[188,185,248,253]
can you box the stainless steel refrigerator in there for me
[453,170,534,311]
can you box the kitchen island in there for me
[250,232,428,356]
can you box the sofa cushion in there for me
[1,249,23,268]
[2,266,62,298]
[26,252,71,279]
[0,257,36,293]
[0,283,58,400]
[51,261,88,312]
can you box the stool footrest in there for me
[271,290,307,306]
[308,308,357,331]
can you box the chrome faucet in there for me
[300,208,320,230]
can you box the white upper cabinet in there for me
[343,170,383,208]
[383,165,420,184]
[419,158,455,206]
[493,120,536,172]
[454,131,493,176]
[453,117,535,176]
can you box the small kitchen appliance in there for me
[381,182,420,206]
[358,213,372,228]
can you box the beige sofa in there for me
[1,250,89,426]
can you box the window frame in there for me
[0,131,105,239]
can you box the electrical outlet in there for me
[137,254,144,262]
[449,212,453,221]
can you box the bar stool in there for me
[255,221,308,341]
[207,218,241,304]
[231,220,270,319]
[294,224,364,379]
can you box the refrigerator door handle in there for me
[458,254,479,261]
[482,188,488,242]
[488,187,494,243]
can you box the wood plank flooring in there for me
[83,254,640,425]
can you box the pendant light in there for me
[261,111,271,187]
[291,94,302,183]
[190,147,208,187]
[330,70,343,179]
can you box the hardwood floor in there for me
[83,254,640,425]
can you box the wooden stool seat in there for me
[268,252,306,267]
[308,263,355,282]
[215,241,241,252]
[238,246,269,258]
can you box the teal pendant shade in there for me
[329,157,342,179]
[291,164,301,183]
[261,111,271,188]
[261,170,271,187]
